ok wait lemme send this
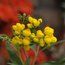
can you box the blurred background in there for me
[31,0,65,40]
[0,0,65,65]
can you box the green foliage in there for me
[0,34,23,65]
[6,43,23,65]
[25,58,30,65]
[18,14,29,24]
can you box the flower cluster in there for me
[28,16,42,27]
[11,16,57,51]
[44,27,57,46]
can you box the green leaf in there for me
[30,28,36,33]
[6,42,23,65]
[30,44,36,53]
[25,58,30,65]
[15,43,20,50]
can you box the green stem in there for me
[10,44,25,65]
[32,45,40,65]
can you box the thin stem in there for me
[10,44,25,65]
[18,51,25,65]
[23,48,28,59]
[32,45,40,65]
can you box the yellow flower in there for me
[51,36,57,43]
[18,39,22,45]
[36,30,44,37]
[12,23,25,35]
[12,25,17,31]
[44,35,53,38]
[38,18,43,23]
[12,25,20,34]
[21,24,25,30]
[16,23,25,30]
[33,19,40,27]
[30,33,35,38]
[28,16,41,27]
[16,23,22,27]
[44,26,54,36]
[22,38,30,45]
[11,36,17,45]
[14,31,21,35]
[27,23,33,28]
[11,36,22,45]
[28,16,34,23]
[33,37,39,43]
[39,39,45,47]
[23,29,31,36]
[24,45,30,51]
[25,37,30,40]
[44,35,57,44]
[44,36,52,46]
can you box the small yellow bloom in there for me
[30,33,35,38]
[12,25,20,34]
[27,23,33,28]
[33,19,40,27]
[22,38,30,45]
[36,30,44,37]
[39,39,45,47]
[11,36,22,45]
[12,23,25,35]
[16,23,25,30]
[12,25,17,31]
[14,31,21,35]
[38,18,43,23]
[33,37,39,43]
[51,36,57,43]
[21,24,25,30]
[16,23,22,27]
[23,29,31,37]
[24,45,30,51]
[44,26,54,36]
[25,37,30,40]
[28,16,34,23]
[18,39,22,45]
[44,36,52,46]
[11,36,17,45]
[44,35,53,38]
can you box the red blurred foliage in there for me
[20,48,27,62]
[0,0,33,24]
[20,48,48,64]
[0,0,33,36]
[36,50,48,63]
[0,41,10,60]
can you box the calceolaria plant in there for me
[0,14,57,65]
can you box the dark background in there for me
[31,0,65,40]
